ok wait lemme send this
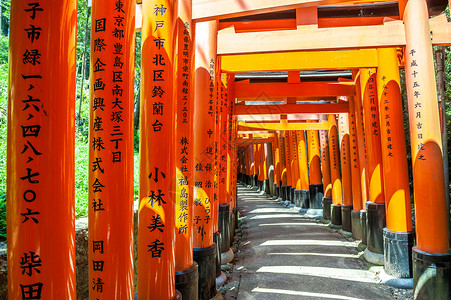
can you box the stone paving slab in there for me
[222,186,408,300]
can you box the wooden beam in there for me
[238,114,319,121]
[235,81,355,98]
[221,49,378,72]
[217,15,451,54]
[192,0,385,22]
[235,103,349,115]
[239,120,330,131]
[237,137,275,144]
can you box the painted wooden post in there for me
[348,95,364,240]
[89,1,135,299]
[319,114,332,219]
[328,114,342,225]
[360,68,386,260]
[339,112,353,232]
[279,132,288,200]
[284,131,293,203]
[192,20,219,300]
[139,0,176,298]
[403,0,451,296]
[353,70,370,244]
[307,124,323,209]
[376,47,414,279]
[7,1,77,298]
[296,130,310,208]
[174,0,199,297]
[290,131,300,206]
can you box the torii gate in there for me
[5,0,451,300]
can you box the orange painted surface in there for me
[175,0,194,272]
[139,1,176,298]
[307,125,322,185]
[339,113,353,206]
[262,143,268,181]
[296,131,309,190]
[360,68,385,204]
[376,48,412,233]
[226,75,235,207]
[290,131,300,189]
[284,131,293,187]
[353,70,369,210]
[328,114,342,205]
[404,0,449,253]
[318,16,398,28]
[279,133,288,186]
[319,115,332,197]
[219,73,229,205]
[348,96,363,212]
[89,1,135,299]
[192,20,217,249]
[212,56,221,233]
[7,1,77,299]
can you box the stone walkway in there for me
[221,186,407,300]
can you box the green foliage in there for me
[0,190,5,240]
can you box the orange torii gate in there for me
[5,0,451,300]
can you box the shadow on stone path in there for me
[222,186,397,300]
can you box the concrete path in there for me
[223,186,397,300]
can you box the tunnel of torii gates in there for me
[5,0,451,299]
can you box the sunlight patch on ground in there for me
[252,287,367,300]
[249,208,298,214]
[256,266,376,283]
[260,239,355,247]
[250,214,305,220]
[259,222,325,227]
[267,252,359,258]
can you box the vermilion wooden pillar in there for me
[348,95,364,240]
[174,0,198,297]
[376,47,414,279]
[360,68,386,260]
[403,0,451,296]
[290,131,300,205]
[307,124,324,209]
[192,20,219,300]
[353,70,370,244]
[89,1,135,299]
[139,0,176,298]
[328,114,343,225]
[284,131,293,203]
[296,130,310,208]
[319,114,332,219]
[339,113,353,232]
[7,1,77,299]
[279,132,288,200]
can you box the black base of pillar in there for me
[341,205,353,232]
[309,184,324,209]
[300,190,309,208]
[383,228,414,278]
[219,204,231,253]
[247,175,251,186]
[176,263,199,300]
[367,202,386,254]
[230,207,237,247]
[264,179,270,194]
[281,186,286,201]
[351,210,364,240]
[322,197,332,220]
[331,204,342,225]
[273,182,279,198]
[413,247,451,299]
[360,210,367,245]
[286,186,292,202]
[193,244,218,300]
[290,187,296,204]
[293,190,301,207]
[212,233,221,277]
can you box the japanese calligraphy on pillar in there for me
[349,98,359,169]
[407,49,426,161]
[330,117,338,171]
[379,76,395,158]
[176,16,192,246]
[89,0,134,298]
[366,70,381,139]
[15,3,46,298]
